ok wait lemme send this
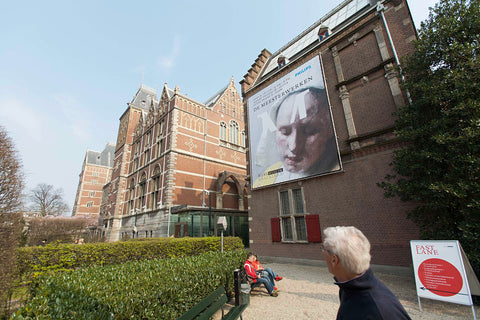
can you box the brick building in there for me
[100,79,248,243]
[241,0,419,266]
[72,143,115,217]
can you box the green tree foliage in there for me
[380,0,480,273]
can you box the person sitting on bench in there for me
[244,252,278,297]
[252,254,282,291]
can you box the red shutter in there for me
[271,218,281,242]
[306,214,322,243]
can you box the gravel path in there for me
[218,260,478,320]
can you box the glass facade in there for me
[170,210,249,247]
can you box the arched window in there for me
[144,131,151,148]
[156,138,163,158]
[157,121,163,139]
[139,173,147,210]
[128,179,135,213]
[151,165,161,209]
[142,149,149,167]
[219,121,227,141]
[229,121,239,145]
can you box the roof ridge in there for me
[257,0,371,81]
[204,81,230,106]
[269,0,356,59]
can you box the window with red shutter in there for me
[306,214,322,242]
[277,187,309,243]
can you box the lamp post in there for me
[208,191,212,235]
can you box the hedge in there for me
[17,237,244,281]
[12,250,247,320]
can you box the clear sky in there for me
[0,0,438,215]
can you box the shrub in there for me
[17,237,244,283]
[0,212,23,319]
[12,250,247,320]
[23,216,97,246]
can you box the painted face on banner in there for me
[275,89,331,174]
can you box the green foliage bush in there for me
[0,212,23,319]
[379,0,480,275]
[17,237,244,282]
[12,249,247,320]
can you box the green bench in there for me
[177,286,248,320]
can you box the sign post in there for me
[410,240,479,319]
[217,217,227,253]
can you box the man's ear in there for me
[331,254,339,267]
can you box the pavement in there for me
[217,257,479,320]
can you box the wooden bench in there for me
[241,267,261,292]
[177,286,247,320]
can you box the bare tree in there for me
[30,183,69,216]
[0,126,24,318]
[0,126,24,214]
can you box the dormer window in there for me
[318,25,330,41]
[277,55,288,69]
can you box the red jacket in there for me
[244,260,258,283]
[252,260,264,271]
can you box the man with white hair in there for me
[322,226,411,319]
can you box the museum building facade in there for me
[241,0,420,266]
[72,143,115,217]
[99,79,249,244]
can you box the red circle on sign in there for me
[418,258,463,297]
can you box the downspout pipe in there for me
[202,108,208,207]
[376,1,412,104]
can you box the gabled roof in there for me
[161,82,175,100]
[129,77,236,116]
[129,84,159,111]
[86,150,101,165]
[132,109,150,140]
[86,142,115,167]
[204,84,228,108]
[204,76,236,108]
[257,0,373,83]
[100,143,115,167]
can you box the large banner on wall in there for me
[248,56,342,189]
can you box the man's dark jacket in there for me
[335,268,411,320]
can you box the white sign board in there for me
[410,240,479,306]
[217,216,227,231]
